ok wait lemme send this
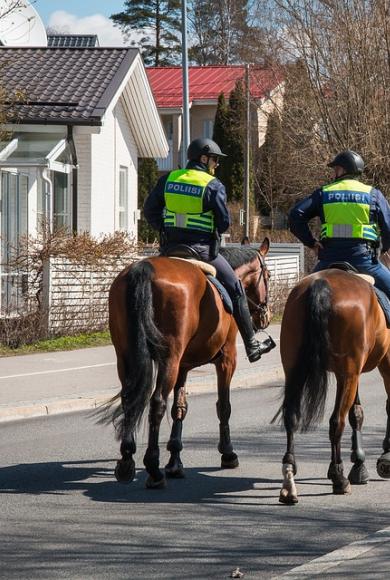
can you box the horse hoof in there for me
[279,489,298,505]
[114,459,135,483]
[348,463,369,485]
[165,465,185,479]
[377,452,390,479]
[333,480,352,495]
[145,475,167,489]
[221,453,239,469]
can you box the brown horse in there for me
[275,268,390,504]
[108,239,271,488]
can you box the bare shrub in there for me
[2,228,140,346]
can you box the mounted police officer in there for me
[289,149,390,298]
[144,137,275,362]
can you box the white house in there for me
[0,47,168,312]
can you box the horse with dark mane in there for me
[108,239,272,488]
[274,268,390,504]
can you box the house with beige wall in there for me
[146,65,284,173]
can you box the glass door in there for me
[0,171,28,313]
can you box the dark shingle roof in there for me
[0,47,138,125]
[47,35,100,48]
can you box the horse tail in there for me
[118,260,166,436]
[280,278,332,433]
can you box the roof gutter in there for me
[67,125,79,233]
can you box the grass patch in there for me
[0,330,112,357]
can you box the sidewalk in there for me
[0,324,283,423]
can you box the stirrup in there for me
[246,337,276,363]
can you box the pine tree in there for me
[189,0,260,65]
[227,80,246,202]
[138,158,159,243]
[111,0,182,66]
[212,92,230,189]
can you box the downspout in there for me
[67,125,78,233]
[40,167,53,238]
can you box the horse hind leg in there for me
[165,369,188,479]
[115,356,136,483]
[215,342,239,469]
[348,390,369,485]
[143,362,179,489]
[280,415,299,505]
[377,357,390,478]
[327,373,359,495]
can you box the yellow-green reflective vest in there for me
[163,169,215,233]
[320,179,379,243]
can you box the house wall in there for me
[191,105,216,141]
[114,98,139,237]
[73,130,92,232]
[73,100,138,239]
[256,82,285,148]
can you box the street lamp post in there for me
[181,0,190,168]
[243,63,250,239]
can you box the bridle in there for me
[246,251,270,320]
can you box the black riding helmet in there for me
[327,150,364,176]
[187,138,227,161]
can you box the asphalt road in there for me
[1,375,390,579]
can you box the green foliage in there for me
[213,82,246,202]
[138,157,160,242]
[110,0,181,66]
[0,330,112,356]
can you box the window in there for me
[53,172,71,230]
[162,116,173,141]
[203,119,214,139]
[0,171,28,313]
[37,171,72,231]
[118,166,128,231]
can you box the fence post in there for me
[41,257,51,337]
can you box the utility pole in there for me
[181,0,190,168]
[243,63,250,239]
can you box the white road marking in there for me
[274,526,390,578]
[0,362,115,380]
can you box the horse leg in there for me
[215,343,239,469]
[165,369,188,479]
[115,356,136,483]
[143,363,178,489]
[376,357,390,478]
[327,374,358,495]
[348,390,369,485]
[280,418,298,504]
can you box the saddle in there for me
[160,244,232,313]
[329,262,390,327]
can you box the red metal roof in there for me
[146,65,283,108]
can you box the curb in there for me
[0,367,283,424]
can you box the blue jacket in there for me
[144,161,230,245]
[289,178,390,257]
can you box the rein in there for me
[246,252,269,317]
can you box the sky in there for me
[34,0,127,45]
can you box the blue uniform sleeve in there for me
[375,189,390,252]
[203,179,231,234]
[143,174,168,231]
[288,189,322,248]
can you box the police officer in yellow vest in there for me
[144,137,275,362]
[289,150,390,298]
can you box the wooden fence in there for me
[40,243,304,335]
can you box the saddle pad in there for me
[207,275,233,314]
[353,273,375,285]
[374,287,390,328]
[169,256,217,277]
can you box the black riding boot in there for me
[233,294,276,363]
